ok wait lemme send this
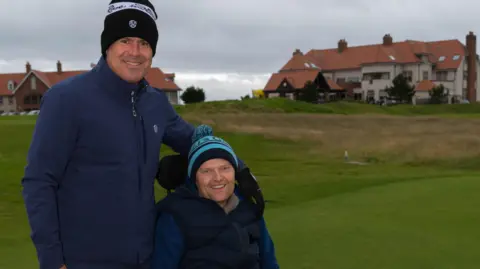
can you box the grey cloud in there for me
[0,0,478,99]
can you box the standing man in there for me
[21,1,216,269]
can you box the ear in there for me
[156,154,188,191]
[235,167,264,218]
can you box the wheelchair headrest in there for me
[156,154,188,191]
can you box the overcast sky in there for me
[0,0,477,101]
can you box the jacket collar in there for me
[92,56,149,97]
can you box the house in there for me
[263,49,346,101]
[264,31,479,104]
[0,61,182,113]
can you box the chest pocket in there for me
[139,111,165,166]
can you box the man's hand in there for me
[60,265,66,269]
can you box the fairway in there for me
[1,109,480,269]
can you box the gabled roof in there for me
[264,70,320,91]
[415,80,437,91]
[305,38,466,71]
[0,73,25,96]
[0,63,181,96]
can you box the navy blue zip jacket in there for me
[21,57,198,269]
[152,186,279,269]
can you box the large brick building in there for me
[0,61,182,113]
[264,31,479,104]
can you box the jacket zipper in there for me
[131,89,142,192]
[140,115,147,164]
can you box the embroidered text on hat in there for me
[107,2,157,21]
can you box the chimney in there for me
[165,73,175,82]
[293,48,303,56]
[383,34,393,46]
[466,31,477,102]
[57,60,62,73]
[338,39,347,53]
[26,62,31,73]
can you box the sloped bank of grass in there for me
[175,97,480,117]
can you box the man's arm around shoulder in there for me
[21,87,78,269]
[161,96,195,156]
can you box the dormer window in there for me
[453,55,460,60]
[438,56,445,62]
[7,80,15,91]
[304,63,311,68]
[389,55,395,60]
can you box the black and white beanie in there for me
[101,0,159,57]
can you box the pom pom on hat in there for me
[191,124,213,143]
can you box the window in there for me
[347,77,360,82]
[31,76,37,90]
[423,71,429,80]
[436,71,448,81]
[0,97,3,105]
[362,72,390,81]
[453,55,460,60]
[336,78,346,83]
[8,96,13,105]
[7,80,14,91]
[304,63,311,68]
[438,56,445,62]
[389,55,395,60]
[402,71,413,82]
[310,62,318,68]
[24,94,42,105]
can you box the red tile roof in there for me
[264,69,344,92]
[0,73,26,96]
[305,38,466,71]
[0,63,181,96]
[415,80,437,91]
[264,70,319,91]
[327,79,342,90]
[280,49,321,72]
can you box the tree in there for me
[385,74,415,103]
[180,86,205,104]
[429,84,449,104]
[298,80,319,103]
[240,94,251,100]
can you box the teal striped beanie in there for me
[188,125,239,179]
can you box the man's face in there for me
[106,37,153,83]
[196,158,236,207]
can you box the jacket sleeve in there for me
[259,218,280,269]
[162,99,195,156]
[21,88,78,269]
[151,212,185,269]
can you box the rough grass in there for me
[182,112,480,166]
[2,102,480,268]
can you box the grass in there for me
[174,97,480,117]
[2,102,480,268]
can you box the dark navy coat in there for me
[21,56,195,269]
[152,186,280,269]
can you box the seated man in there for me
[152,125,279,269]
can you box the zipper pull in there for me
[131,90,137,117]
